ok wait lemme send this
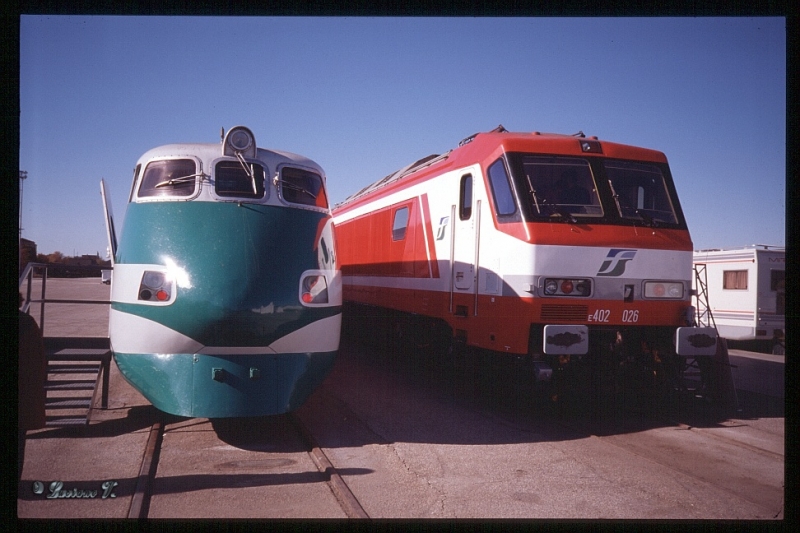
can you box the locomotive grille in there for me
[540,305,588,322]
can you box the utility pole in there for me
[19,170,27,271]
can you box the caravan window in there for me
[770,270,785,291]
[771,270,785,315]
[723,270,748,290]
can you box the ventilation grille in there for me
[540,305,588,322]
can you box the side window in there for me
[392,206,409,241]
[215,160,266,198]
[138,159,197,198]
[280,167,328,208]
[771,270,785,315]
[128,164,141,202]
[459,174,472,220]
[770,269,785,291]
[723,270,748,290]
[487,159,517,216]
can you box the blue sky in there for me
[19,16,785,256]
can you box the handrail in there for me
[18,262,112,335]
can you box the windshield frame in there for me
[137,157,202,200]
[515,155,605,221]
[502,152,687,229]
[213,158,267,200]
[603,159,679,226]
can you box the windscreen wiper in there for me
[235,152,258,195]
[635,210,657,227]
[155,172,207,188]
[607,179,624,217]
[545,204,577,224]
[280,180,317,199]
[526,173,543,214]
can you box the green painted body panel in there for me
[114,201,338,346]
[114,350,337,417]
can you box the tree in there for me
[47,251,64,263]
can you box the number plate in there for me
[675,327,718,356]
[543,325,588,355]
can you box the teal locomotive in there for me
[103,126,340,417]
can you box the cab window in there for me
[520,156,603,218]
[604,160,678,225]
[138,159,197,198]
[487,159,517,216]
[459,174,473,220]
[215,160,266,198]
[128,164,141,202]
[280,167,328,208]
[392,206,409,241]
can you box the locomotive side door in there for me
[451,173,478,311]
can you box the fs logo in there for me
[597,249,637,277]
[435,216,450,241]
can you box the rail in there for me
[19,262,112,332]
[19,262,113,418]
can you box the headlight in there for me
[300,273,329,305]
[644,281,684,299]
[222,126,256,157]
[229,129,252,152]
[543,278,592,297]
[544,279,559,295]
[138,270,171,302]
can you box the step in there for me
[45,380,96,391]
[47,350,111,362]
[45,417,88,427]
[48,363,101,374]
[46,398,92,409]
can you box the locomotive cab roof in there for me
[334,126,667,210]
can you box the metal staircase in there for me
[43,337,111,426]
[19,263,112,426]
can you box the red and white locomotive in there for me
[332,126,716,393]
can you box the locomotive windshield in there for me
[603,160,678,225]
[215,160,266,199]
[138,159,198,198]
[501,153,684,228]
[279,167,329,209]
[520,156,603,219]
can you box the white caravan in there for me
[693,246,785,341]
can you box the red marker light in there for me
[653,284,665,297]
[301,292,314,303]
[156,290,169,301]
[561,280,574,294]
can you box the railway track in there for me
[125,412,369,519]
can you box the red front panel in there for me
[343,283,689,355]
